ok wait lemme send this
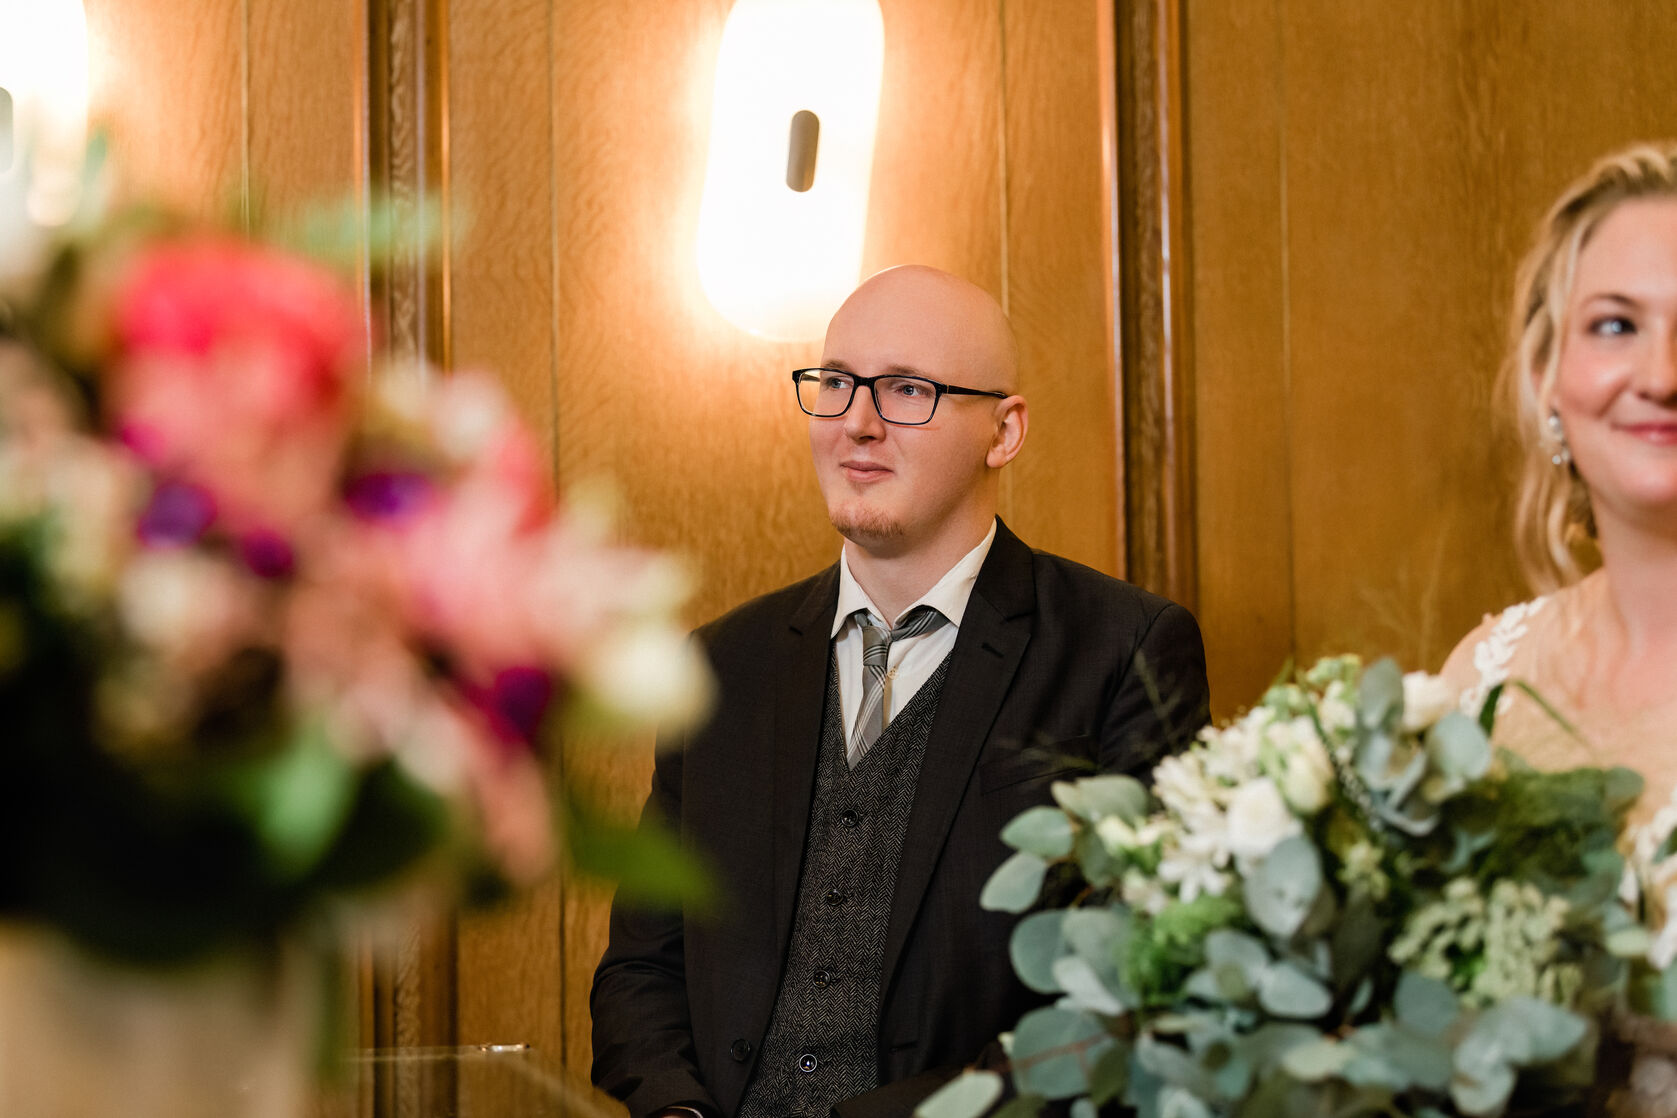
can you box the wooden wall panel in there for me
[1000,2,1121,573]
[1183,0,1292,715]
[85,0,244,218]
[445,0,567,1062]
[1184,0,1677,717]
[247,0,362,219]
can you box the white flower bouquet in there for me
[921,656,1676,1118]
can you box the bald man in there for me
[591,267,1209,1118]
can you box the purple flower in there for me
[467,666,554,751]
[239,528,295,579]
[136,480,216,547]
[344,470,436,522]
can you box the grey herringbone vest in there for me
[735,652,953,1118]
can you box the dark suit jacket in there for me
[591,520,1209,1118]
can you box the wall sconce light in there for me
[696,0,884,342]
[0,0,90,227]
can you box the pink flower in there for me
[107,237,365,536]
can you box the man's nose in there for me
[843,385,888,439]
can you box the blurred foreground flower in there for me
[0,197,713,968]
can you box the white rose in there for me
[1225,777,1302,862]
[579,624,714,728]
[1401,671,1456,732]
[1278,728,1335,814]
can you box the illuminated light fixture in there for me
[696,0,884,342]
[0,0,89,226]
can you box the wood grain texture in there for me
[84,0,244,218]
[1183,0,1677,717]
[1000,1,1120,574]
[247,0,361,219]
[1182,0,1293,715]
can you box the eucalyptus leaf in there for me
[990,1096,1046,1118]
[1279,1037,1354,1081]
[1075,775,1151,824]
[1010,910,1067,994]
[1257,961,1332,1020]
[914,1071,1004,1118]
[1061,907,1128,974]
[1088,1042,1130,1105]
[1003,806,1077,858]
[1012,1007,1114,1100]
[1358,658,1403,730]
[1203,929,1269,979]
[1450,1051,1516,1118]
[1244,836,1321,939]
[1350,1025,1450,1092]
[1134,1036,1217,1098]
[1394,970,1459,1038]
[1053,955,1126,1015]
[1069,1099,1097,1118]
[1423,712,1492,801]
[982,851,1049,914]
[1238,1023,1322,1075]
[222,722,357,880]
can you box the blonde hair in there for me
[1503,141,1677,592]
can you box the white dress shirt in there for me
[830,521,996,763]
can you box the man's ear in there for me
[986,396,1028,468]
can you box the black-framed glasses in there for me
[792,368,1008,426]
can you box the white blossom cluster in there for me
[1626,790,1677,969]
[1390,877,1581,1009]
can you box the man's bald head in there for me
[809,265,1029,566]
[822,265,1019,394]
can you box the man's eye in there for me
[890,380,929,398]
[821,374,853,391]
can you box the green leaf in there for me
[1423,712,1491,800]
[1238,1023,1321,1075]
[982,851,1049,913]
[914,1071,1003,1118]
[1088,1043,1130,1105]
[1074,775,1151,823]
[1244,835,1322,939]
[1450,1041,1516,1118]
[1350,1025,1450,1092]
[1394,970,1459,1038]
[1010,910,1067,994]
[1497,997,1589,1064]
[1279,1038,1354,1081]
[563,797,714,911]
[990,1095,1046,1118]
[221,723,357,880]
[1002,806,1076,858]
[1477,682,1504,735]
[1257,961,1332,1020]
[1204,928,1269,979]
[1012,1007,1114,1100]
[1358,658,1403,730]
[1069,1099,1097,1118]
[1061,908,1128,976]
[1053,955,1125,1015]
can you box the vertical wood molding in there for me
[364,0,458,1102]
[1114,0,1197,608]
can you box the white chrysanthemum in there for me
[1320,680,1357,735]
[1158,826,1231,903]
[1154,752,1221,820]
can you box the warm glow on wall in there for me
[696,0,884,342]
[0,0,89,226]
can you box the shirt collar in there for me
[830,520,998,638]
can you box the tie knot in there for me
[860,605,946,650]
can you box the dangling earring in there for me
[1545,411,1571,467]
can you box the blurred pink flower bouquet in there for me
[0,210,710,965]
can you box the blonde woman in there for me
[1442,142,1677,822]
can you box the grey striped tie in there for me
[849,605,948,766]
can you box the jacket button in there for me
[730,1039,753,1062]
[812,968,832,988]
[839,810,862,828]
[797,1053,818,1073]
[823,889,848,906]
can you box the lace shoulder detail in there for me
[1459,596,1549,718]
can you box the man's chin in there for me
[829,504,908,550]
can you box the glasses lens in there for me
[874,376,938,424]
[797,370,853,416]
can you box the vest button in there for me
[823,889,848,907]
[798,1053,819,1074]
[730,1039,753,1062]
[812,968,832,988]
[840,810,862,828]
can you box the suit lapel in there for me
[880,520,1035,990]
[770,564,841,954]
